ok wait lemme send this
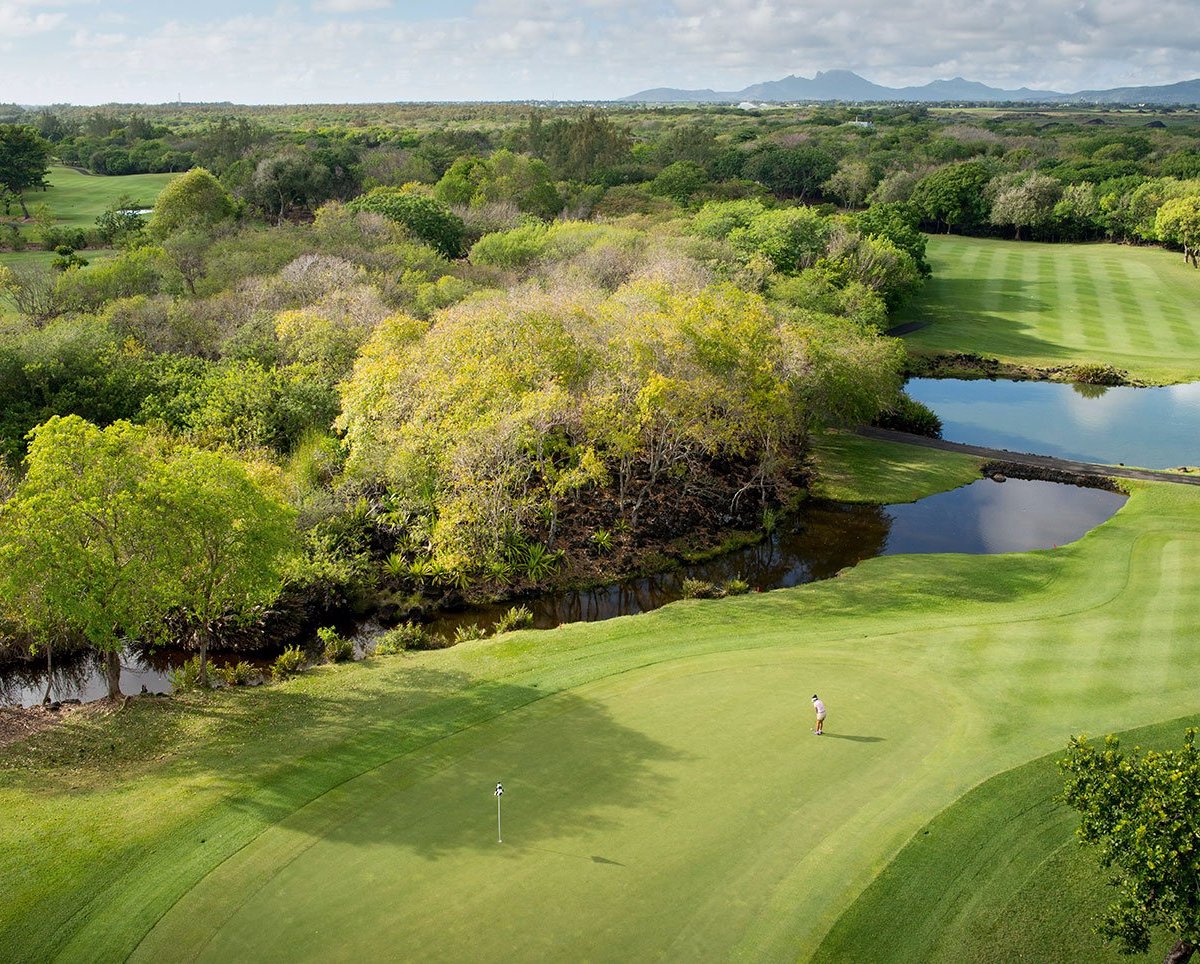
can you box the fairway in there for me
[12,165,176,231]
[5,478,1200,962]
[896,235,1200,384]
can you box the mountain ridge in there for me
[622,70,1200,105]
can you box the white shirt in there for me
[813,699,826,716]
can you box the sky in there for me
[2,0,1197,104]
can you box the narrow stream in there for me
[0,477,1125,708]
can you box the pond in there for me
[906,377,1200,469]
[0,477,1125,708]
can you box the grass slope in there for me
[809,431,983,503]
[896,235,1200,384]
[2,480,1198,962]
[815,714,1194,962]
[13,165,175,231]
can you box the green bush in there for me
[873,393,943,438]
[468,221,549,269]
[374,620,451,653]
[493,604,533,635]
[1071,362,1126,386]
[453,622,488,644]
[168,656,205,693]
[213,660,257,686]
[318,626,354,662]
[680,577,724,600]
[725,577,751,596]
[271,645,307,681]
[347,188,464,258]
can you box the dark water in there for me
[906,377,1200,469]
[0,478,1124,709]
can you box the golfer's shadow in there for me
[820,734,885,743]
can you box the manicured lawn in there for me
[896,235,1200,384]
[3,472,1198,962]
[8,165,175,231]
[0,248,115,271]
[808,430,982,503]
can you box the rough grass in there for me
[11,165,175,231]
[809,430,983,503]
[896,235,1200,384]
[2,476,1197,961]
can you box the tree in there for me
[0,417,170,698]
[910,162,993,233]
[154,448,296,685]
[149,167,235,238]
[347,187,465,258]
[1061,729,1200,964]
[648,161,709,203]
[728,206,832,273]
[0,125,52,218]
[0,417,297,694]
[824,159,876,208]
[854,202,930,275]
[1156,195,1200,267]
[989,173,1062,240]
[743,146,838,201]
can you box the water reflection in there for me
[1,478,1125,708]
[906,377,1200,468]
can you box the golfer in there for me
[812,694,826,735]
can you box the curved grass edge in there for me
[812,712,1199,964]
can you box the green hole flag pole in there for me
[495,782,503,843]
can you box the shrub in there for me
[271,645,307,680]
[725,577,751,596]
[590,528,614,553]
[214,660,257,686]
[318,626,354,662]
[681,578,724,600]
[168,656,205,693]
[1071,362,1125,386]
[873,393,943,438]
[453,622,488,643]
[468,221,550,269]
[493,605,533,635]
[375,620,450,653]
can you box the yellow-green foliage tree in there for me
[338,279,901,579]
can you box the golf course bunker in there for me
[906,377,1200,469]
[128,653,957,963]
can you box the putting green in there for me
[6,480,1198,962]
[897,235,1200,384]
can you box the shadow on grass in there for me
[820,734,886,743]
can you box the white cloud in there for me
[311,0,391,12]
[4,0,1200,104]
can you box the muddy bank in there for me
[905,351,1138,386]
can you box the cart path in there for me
[858,426,1200,487]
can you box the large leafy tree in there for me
[910,162,993,233]
[0,124,52,218]
[1061,730,1200,964]
[155,448,296,685]
[0,417,170,698]
[1156,195,1200,267]
[148,167,235,238]
[0,416,297,695]
[347,187,465,258]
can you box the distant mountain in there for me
[621,70,1200,105]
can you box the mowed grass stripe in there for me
[4,482,1200,963]
[814,713,1198,963]
[899,236,1200,383]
